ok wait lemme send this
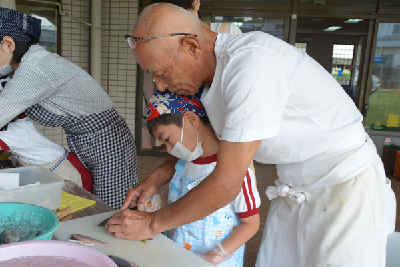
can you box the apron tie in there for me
[49,149,69,172]
[266,180,306,205]
[266,137,378,206]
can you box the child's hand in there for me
[198,243,230,266]
[120,180,158,211]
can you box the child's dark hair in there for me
[147,113,211,138]
[0,36,40,65]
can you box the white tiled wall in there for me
[35,0,138,149]
[101,0,138,134]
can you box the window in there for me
[214,17,285,39]
[364,23,400,132]
[16,3,58,53]
[393,25,400,34]
[201,14,212,23]
[295,42,308,53]
[331,44,355,86]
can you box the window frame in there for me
[136,0,400,155]
[15,0,61,56]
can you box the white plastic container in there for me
[0,166,64,211]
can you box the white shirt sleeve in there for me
[233,168,261,218]
[220,47,291,142]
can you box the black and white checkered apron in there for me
[25,104,138,209]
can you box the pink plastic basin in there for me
[0,240,117,267]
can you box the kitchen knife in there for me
[98,206,138,227]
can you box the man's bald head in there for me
[129,3,217,96]
[133,3,204,46]
[135,3,204,60]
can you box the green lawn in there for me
[364,90,400,131]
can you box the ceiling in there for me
[297,17,370,35]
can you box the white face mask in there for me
[0,41,13,76]
[170,118,203,162]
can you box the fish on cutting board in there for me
[69,234,109,245]
[109,255,139,267]
[98,206,138,227]
[54,211,213,267]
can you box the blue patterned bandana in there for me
[147,88,207,121]
[0,7,41,43]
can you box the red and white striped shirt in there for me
[187,154,260,218]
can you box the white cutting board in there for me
[54,211,212,267]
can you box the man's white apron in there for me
[256,133,396,267]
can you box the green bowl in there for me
[0,202,59,241]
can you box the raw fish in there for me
[0,230,20,244]
[69,234,109,245]
[108,255,139,267]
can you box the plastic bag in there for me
[142,193,167,212]
[195,242,230,266]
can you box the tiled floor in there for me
[136,155,400,267]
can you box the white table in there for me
[54,211,212,267]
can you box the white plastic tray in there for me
[0,166,64,210]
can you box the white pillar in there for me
[91,0,101,85]
[0,0,16,10]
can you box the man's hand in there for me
[120,155,178,212]
[107,209,156,240]
[120,180,157,211]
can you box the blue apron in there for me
[166,159,245,267]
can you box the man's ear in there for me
[181,35,201,60]
[1,36,16,54]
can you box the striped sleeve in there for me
[233,168,261,219]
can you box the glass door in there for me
[295,16,370,104]
[364,22,400,132]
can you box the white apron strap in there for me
[266,137,378,205]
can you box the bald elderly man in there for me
[107,3,396,267]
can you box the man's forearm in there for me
[149,140,262,235]
[150,165,243,234]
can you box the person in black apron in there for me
[0,7,138,209]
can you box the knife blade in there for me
[98,206,138,227]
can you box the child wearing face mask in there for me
[146,89,260,267]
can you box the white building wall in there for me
[101,0,138,135]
